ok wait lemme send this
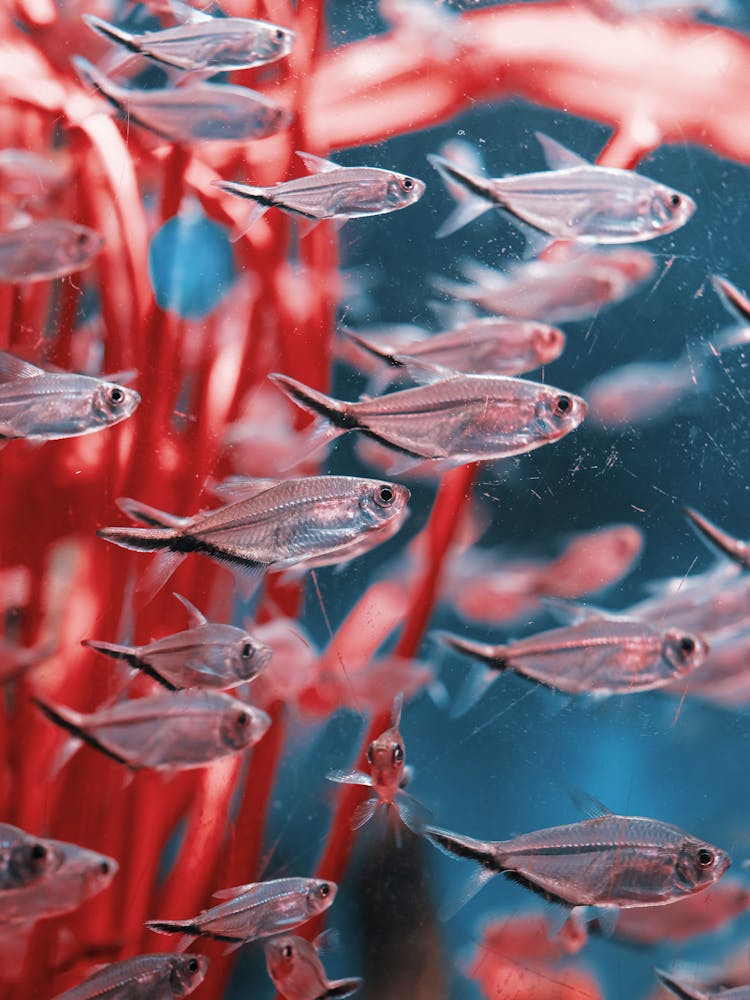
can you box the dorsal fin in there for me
[297,151,340,174]
[211,477,282,503]
[391,691,404,729]
[568,786,613,820]
[172,593,207,628]
[0,352,43,382]
[535,132,590,170]
[212,881,259,900]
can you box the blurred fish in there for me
[425,804,730,927]
[270,372,587,472]
[379,0,474,59]
[147,877,336,950]
[51,953,208,999]
[712,274,750,324]
[328,693,427,835]
[214,151,425,236]
[0,352,140,441]
[0,637,51,683]
[428,132,695,243]
[83,592,272,691]
[436,245,656,323]
[669,626,750,707]
[656,969,749,1000]
[34,690,270,770]
[74,57,290,144]
[584,354,700,428]
[0,824,55,891]
[536,523,644,598]
[590,0,737,19]
[0,219,102,283]
[84,12,294,73]
[683,506,750,570]
[97,476,410,596]
[0,149,68,206]
[631,565,750,636]
[265,934,362,1000]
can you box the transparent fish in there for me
[428,132,695,243]
[83,592,272,691]
[84,13,294,73]
[668,626,750,707]
[0,352,140,441]
[146,877,336,949]
[0,824,55,891]
[34,690,270,771]
[214,151,425,236]
[657,969,750,1000]
[74,57,290,144]
[328,693,427,836]
[631,566,750,636]
[683,506,750,571]
[50,953,208,1000]
[270,372,587,472]
[0,219,102,283]
[440,609,707,699]
[265,934,362,1000]
[97,476,410,596]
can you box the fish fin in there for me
[591,905,619,938]
[539,597,616,625]
[394,355,449,384]
[424,825,498,867]
[211,477,282,502]
[546,902,577,939]
[81,639,138,665]
[654,969,703,1000]
[32,698,130,767]
[399,765,414,789]
[116,497,189,529]
[451,665,498,718]
[322,978,363,999]
[440,866,496,921]
[295,215,324,239]
[0,352,42,382]
[72,56,119,101]
[296,151,340,174]
[172,592,207,627]
[48,735,83,779]
[534,132,590,169]
[682,505,750,568]
[137,551,186,605]
[380,452,438,477]
[268,373,350,430]
[82,14,139,52]
[222,939,246,956]
[145,919,195,936]
[712,274,750,323]
[351,796,379,831]
[437,631,506,667]
[427,153,492,237]
[231,203,270,243]
[434,198,492,240]
[313,928,339,953]
[100,368,138,385]
[395,789,430,834]
[232,564,265,602]
[391,690,404,728]
[211,882,259,900]
[426,678,450,710]
[339,328,402,369]
[567,786,613,820]
[327,769,373,787]
[427,298,477,327]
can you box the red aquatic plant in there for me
[1,2,750,998]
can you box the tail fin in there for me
[97,525,176,553]
[712,274,750,324]
[145,919,198,936]
[83,14,140,53]
[211,180,270,240]
[325,979,363,998]
[438,631,507,668]
[682,506,750,570]
[116,498,189,529]
[424,824,499,869]
[71,56,121,105]
[654,970,705,1000]
[268,374,353,452]
[81,639,138,666]
[427,153,493,238]
[32,698,129,767]
[340,328,404,370]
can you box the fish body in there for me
[83,593,271,690]
[657,970,749,1000]
[0,351,139,440]
[34,690,270,770]
[271,372,586,469]
[0,220,102,283]
[441,617,707,695]
[630,566,750,635]
[146,877,336,943]
[0,824,55,891]
[428,133,694,243]
[51,953,208,999]
[584,356,697,427]
[74,57,289,144]
[84,13,294,72]
[265,935,362,1000]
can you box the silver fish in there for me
[683,506,750,571]
[34,690,270,771]
[51,953,208,1000]
[0,824,54,891]
[147,877,336,947]
[656,969,750,1000]
[630,566,750,636]
[74,57,289,144]
[428,132,695,243]
[84,13,294,73]
[97,476,410,593]
[0,219,102,283]
[270,372,587,471]
[265,935,362,1000]
[214,151,425,235]
[83,592,272,691]
[0,837,117,926]
[0,352,140,441]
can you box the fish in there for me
[424,803,730,928]
[50,953,208,999]
[0,219,102,283]
[656,969,750,1000]
[84,12,294,73]
[340,316,566,382]
[440,609,707,702]
[0,351,140,441]
[270,372,587,472]
[146,877,336,949]
[328,693,427,835]
[33,690,270,771]
[74,57,290,145]
[265,934,362,1000]
[83,592,272,691]
[0,824,56,891]
[97,476,410,596]
[667,626,750,708]
[0,637,51,683]
[630,566,750,636]
[682,506,750,570]
[213,151,425,236]
[428,132,695,243]
[0,837,117,926]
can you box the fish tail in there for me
[654,970,704,1000]
[424,824,500,869]
[324,978,363,998]
[116,497,189,529]
[212,181,271,241]
[71,56,121,105]
[682,506,750,569]
[427,153,493,238]
[438,632,507,669]
[340,328,402,369]
[268,374,353,449]
[145,919,198,936]
[96,525,176,553]
[33,698,129,767]
[83,14,139,53]
[81,639,138,666]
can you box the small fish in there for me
[328,693,427,835]
[83,592,272,691]
[265,934,362,1000]
[428,132,695,243]
[683,506,750,570]
[0,824,55,891]
[84,12,294,73]
[379,0,474,59]
[74,57,290,144]
[147,877,336,949]
[668,626,750,708]
[341,317,566,382]
[97,476,410,596]
[425,805,730,927]
[34,690,270,771]
[271,372,587,472]
[214,151,425,236]
[656,969,749,1000]
[0,219,102,283]
[50,953,208,1000]
[0,351,140,441]
[631,566,750,636]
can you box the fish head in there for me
[57,842,118,899]
[608,248,656,285]
[358,480,410,531]
[59,223,104,268]
[661,630,709,677]
[260,24,295,62]
[168,954,209,995]
[385,172,426,210]
[367,723,405,794]
[304,878,337,915]
[646,184,696,236]
[533,389,588,441]
[674,837,730,894]
[90,380,141,428]
[230,633,274,682]
[220,702,271,750]
[531,324,566,366]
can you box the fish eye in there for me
[281,944,293,959]
[374,485,395,508]
[366,742,374,764]
[318,882,331,898]
[696,847,714,868]
[99,861,110,875]
[670,193,681,208]
[30,843,47,860]
[679,635,696,655]
[108,386,125,406]
[241,641,254,659]
[236,711,249,727]
[187,958,199,973]
[550,394,572,417]
[400,177,415,192]
[76,230,89,246]
[392,744,404,764]
[275,28,285,41]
